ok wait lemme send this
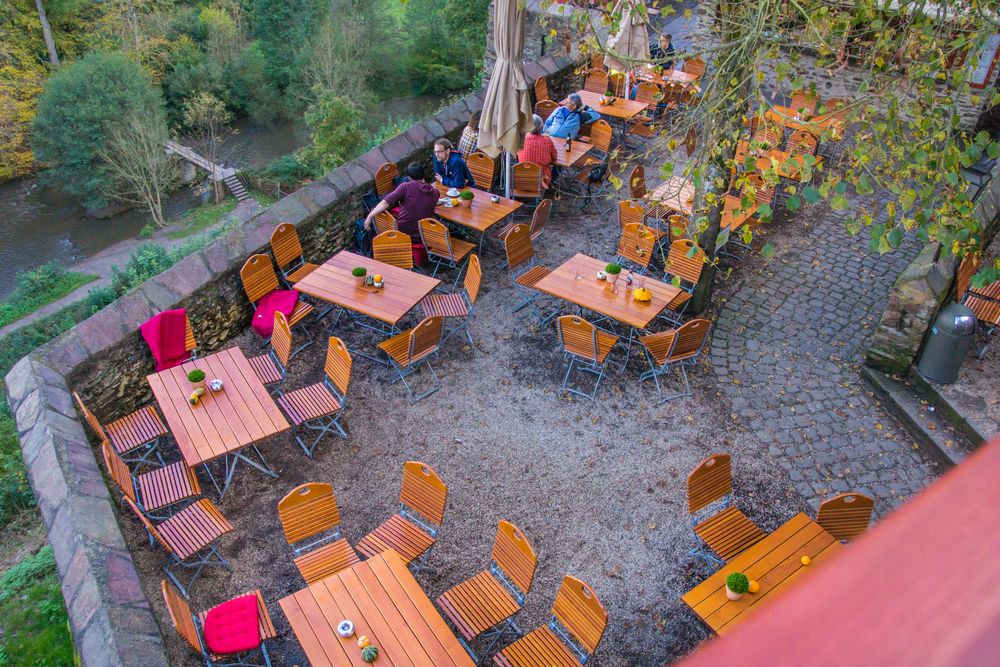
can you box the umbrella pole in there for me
[505,152,512,199]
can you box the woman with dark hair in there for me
[364,163,439,243]
[458,112,480,159]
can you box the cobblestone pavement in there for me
[711,212,939,516]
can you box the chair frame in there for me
[502,224,556,326]
[685,453,764,568]
[382,317,444,403]
[419,218,473,286]
[239,254,315,358]
[278,336,351,457]
[73,391,166,470]
[557,316,618,401]
[640,319,712,403]
[277,482,361,583]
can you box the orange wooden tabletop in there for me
[294,250,440,325]
[735,141,824,180]
[434,183,522,232]
[635,66,700,87]
[534,253,682,329]
[545,134,596,167]
[649,175,697,216]
[765,107,843,136]
[720,195,759,231]
[279,550,474,667]
[682,513,843,635]
[575,90,648,120]
[147,347,289,467]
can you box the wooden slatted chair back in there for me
[324,336,352,397]
[661,81,685,107]
[584,68,609,94]
[552,576,607,656]
[790,89,819,114]
[374,162,399,198]
[666,239,705,284]
[634,82,661,112]
[73,391,105,438]
[101,439,137,503]
[557,316,599,362]
[277,482,342,545]
[629,165,647,199]
[492,520,537,595]
[618,223,656,269]
[400,460,447,526]
[467,151,496,191]
[464,254,482,305]
[618,200,645,229]
[608,72,628,98]
[240,254,280,304]
[502,224,536,271]
[513,162,542,197]
[683,56,706,79]
[419,218,455,259]
[373,211,397,235]
[590,53,605,69]
[816,492,874,542]
[409,316,444,365]
[821,97,849,121]
[269,223,305,271]
[751,124,781,149]
[687,453,732,514]
[742,172,773,206]
[787,130,818,156]
[534,77,549,102]
[589,120,613,154]
[956,252,981,300]
[161,580,201,651]
[668,214,689,241]
[272,311,293,367]
[670,319,711,361]
[531,199,552,237]
[184,314,197,354]
[535,100,558,121]
[373,230,414,269]
[123,495,170,552]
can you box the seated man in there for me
[649,33,675,69]
[518,115,558,188]
[544,94,600,139]
[432,138,476,189]
[364,163,439,243]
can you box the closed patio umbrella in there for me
[478,0,533,197]
[605,1,651,73]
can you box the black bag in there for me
[587,161,608,184]
[361,190,380,213]
[352,218,373,256]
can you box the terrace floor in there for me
[119,153,937,666]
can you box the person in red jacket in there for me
[518,114,558,188]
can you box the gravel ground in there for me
[121,173,813,666]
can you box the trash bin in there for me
[917,303,977,383]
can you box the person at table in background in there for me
[544,94,600,139]
[649,33,675,69]
[364,163,438,243]
[518,114,558,189]
[458,112,480,159]
[432,138,476,189]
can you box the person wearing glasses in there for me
[432,138,476,189]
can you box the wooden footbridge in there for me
[165,140,250,201]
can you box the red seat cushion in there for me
[251,290,299,338]
[203,595,260,655]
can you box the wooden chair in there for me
[356,461,447,570]
[575,119,614,172]
[958,253,1000,358]
[590,53,605,70]
[161,579,276,666]
[373,230,415,270]
[686,453,765,566]
[751,123,782,149]
[534,99,558,122]
[616,222,658,273]
[789,88,819,115]
[668,214,690,242]
[583,68,609,94]
[556,316,619,400]
[493,575,606,667]
[269,223,317,287]
[629,164,648,199]
[498,197,551,240]
[239,254,314,357]
[510,161,544,207]
[420,254,481,345]
[101,438,199,521]
[141,310,198,371]
[608,71,628,98]
[74,391,167,469]
[816,492,875,543]
[639,318,711,402]
[682,56,706,80]
[276,336,352,457]
[618,199,668,244]
[626,82,663,140]
[277,483,361,584]
[437,521,538,662]
[502,224,554,324]
[377,316,445,403]
[663,239,705,294]
[419,218,476,283]
[467,151,497,192]
[787,130,819,156]
[374,161,400,198]
[534,76,549,103]
[183,313,198,361]
[373,210,398,235]
[743,172,775,206]
[248,310,292,393]
[123,495,233,597]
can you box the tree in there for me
[404,0,492,93]
[99,108,180,227]
[31,52,164,209]
[299,89,366,174]
[252,0,317,95]
[182,91,233,203]
[34,0,59,64]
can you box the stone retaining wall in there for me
[5,55,580,666]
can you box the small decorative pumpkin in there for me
[361,645,379,663]
[357,635,370,649]
[800,555,811,566]
[632,287,653,302]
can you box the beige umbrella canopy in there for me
[478,0,533,161]
[605,1,651,72]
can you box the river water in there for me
[0,94,444,298]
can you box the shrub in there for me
[605,263,622,275]
[0,546,74,666]
[0,265,96,329]
[187,369,206,382]
[352,267,367,277]
[726,572,749,594]
[299,91,366,174]
[0,414,33,524]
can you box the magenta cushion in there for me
[203,594,260,655]
[140,308,190,371]
[251,289,299,337]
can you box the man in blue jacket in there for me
[433,138,476,189]
[543,94,601,139]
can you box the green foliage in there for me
[365,115,418,151]
[252,0,317,92]
[187,369,206,382]
[403,0,491,94]
[0,413,34,524]
[31,52,163,208]
[0,546,74,666]
[352,266,367,277]
[300,91,366,174]
[167,195,239,239]
[726,571,749,594]
[605,263,622,275]
[248,152,315,189]
[0,263,97,329]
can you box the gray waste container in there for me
[917,303,977,383]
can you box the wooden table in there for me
[147,347,289,497]
[649,176,697,216]
[765,106,844,137]
[682,513,843,636]
[546,134,595,167]
[279,550,474,667]
[534,254,682,330]
[735,141,824,180]
[635,66,700,88]
[434,183,521,251]
[575,90,648,121]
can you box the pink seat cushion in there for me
[140,308,189,371]
[203,595,260,655]
[251,290,299,338]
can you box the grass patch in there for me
[0,546,74,666]
[167,192,277,240]
[0,264,97,329]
